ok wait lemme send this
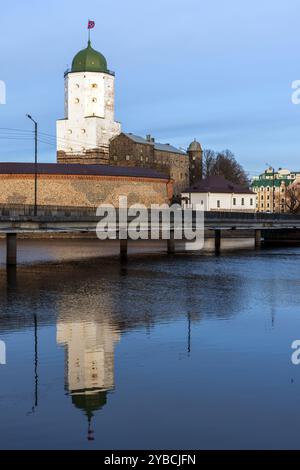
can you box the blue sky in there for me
[0,0,299,176]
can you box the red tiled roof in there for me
[184,176,254,194]
[0,162,168,179]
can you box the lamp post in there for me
[26,114,38,216]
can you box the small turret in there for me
[187,139,203,185]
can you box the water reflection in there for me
[57,319,120,440]
[1,250,298,448]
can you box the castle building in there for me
[57,40,121,164]
[187,139,203,185]
[56,39,203,194]
[109,134,203,197]
[251,167,300,213]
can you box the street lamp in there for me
[26,114,38,216]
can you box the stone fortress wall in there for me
[0,173,172,208]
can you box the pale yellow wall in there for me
[0,175,172,208]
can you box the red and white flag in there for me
[88,20,95,29]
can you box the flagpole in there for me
[88,20,90,43]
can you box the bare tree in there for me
[202,148,249,186]
[286,183,300,213]
[202,149,216,178]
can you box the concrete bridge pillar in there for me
[120,238,128,261]
[6,233,17,266]
[167,231,175,254]
[255,229,262,249]
[215,229,221,255]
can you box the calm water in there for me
[0,240,300,449]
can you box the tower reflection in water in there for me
[57,319,120,440]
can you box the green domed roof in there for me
[71,40,109,73]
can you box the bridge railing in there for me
[0,204,98,218]
[0,204,300,222]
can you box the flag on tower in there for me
[88,20,95,29]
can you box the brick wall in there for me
[0,174,172,208]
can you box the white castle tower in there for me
[56,39,121,164]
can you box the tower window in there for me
[74,98,80,104]
[67,129,72,134]
[75,84,79,88]
[92,83,98,88]
[92,97,97,103]
[81,129,86,134]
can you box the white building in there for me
[181,176,255,212]
[56,40,121,162]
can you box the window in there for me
[250,198,253,205]
[113,155,117,161]
[261,195,264,200]
[281,198,285,203]
[74,98,79,104]
[217,200,220,208]
[75,84,79,88]
[92,83,98,88]
[81,129,86,134]
[267,187,270,191]
[201,200,204,205]
[92,97,97,103]
[126,155,130,161]
[67,129,72,134]
[241,198,245,206]
[233,198,236,205]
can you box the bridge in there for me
[1,204,300,266]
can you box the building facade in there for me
[251,167,300,213]
[109,133,202,196]
[57,40,121,164]
[56,40,203,195]
[182,176,255,212]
